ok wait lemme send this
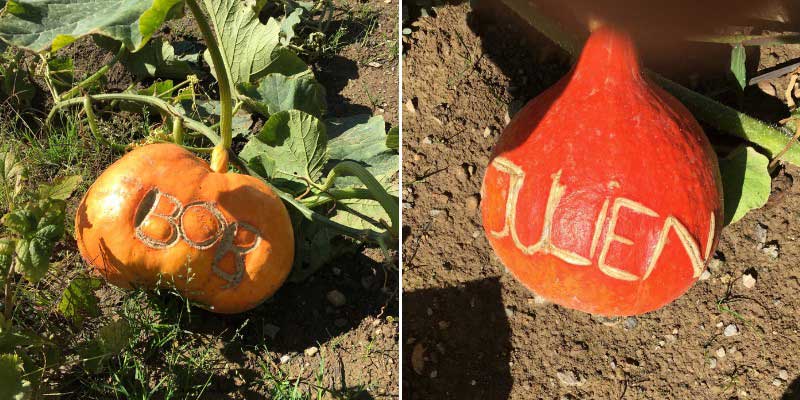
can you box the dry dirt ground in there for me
[402,2,800,399]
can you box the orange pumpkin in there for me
[481,27,722,316]
[75,143,294,313]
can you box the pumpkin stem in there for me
[210,144,229,173]
[499,0,800,166]
[186,0,234,153]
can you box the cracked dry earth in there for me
[401,3,800,399]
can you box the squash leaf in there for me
[58,277,102,327]
[0,353,29,400]
[175,100,253,138]
[240,109,328,190]
[238,72,326,119]
[327,115,398,188]
[0,0,184,52]
[201,0,307,91]
[117,38,199,80]
[719,146,771,225]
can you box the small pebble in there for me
[664,334,676,343]
[709,358,718,369]
[304,346,319,357]
[430,370,438,378]
[326,290,347,307]
[779,369,789,381]
[754,223,768,244]
[465,195,480,210]
[724,324,739,337]
[772,379,783,387]
[279,355,291,364]
[624,317,638,330]
[422,136,432,145]
[556,370,585,387]
[762,244,779,258]
[716,348,726,358]
[483,127,492,138]
[742,274,756,289]
[504,307,514,318]
[699,270,711,281]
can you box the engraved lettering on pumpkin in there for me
[488,158,591,266]
[598,198,659,281]
[487,158,717,281]
[134,188,262,288]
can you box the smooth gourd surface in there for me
[481,27,723,316]
[76,143,294,314]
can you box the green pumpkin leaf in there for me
[46,56,75,91]
[118,38,198,80]
[58,277,102,327]
[0,0,183,53]
[37,175,82,200]
[386,126,399,150]
[202,0,308,90]
[238,72,326,119]
[327,115,398,187]
[730,44,747,90]
[175,99,253,138]
[240,110,328,184]
[0,353,29,400]
[719,146,771,225]
[280,7,303,46]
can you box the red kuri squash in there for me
[481,26,723,316]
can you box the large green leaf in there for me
[288,212,358,283]
[240,110,328,184]
[202,0,308,90]
[238,72,326,119]
[118,38,198,80]
[719,146,771,225]
[0,0,183,52]
[58,277,102,327]
[327,115,398,187]
[0,353,29,400]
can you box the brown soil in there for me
[317,0,400,128]
[402,3,800,399]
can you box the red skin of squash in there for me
[481,27,723,316]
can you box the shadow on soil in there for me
[785,376,800,400]
[402,277,512,399]
[315,55,373,119]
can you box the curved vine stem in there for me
[47,93,220,144]
[318,161,399,237]
[82,95,128,152]
[186,0,234,172]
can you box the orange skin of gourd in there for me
[75,143,294,314]
[481,27,723,316]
